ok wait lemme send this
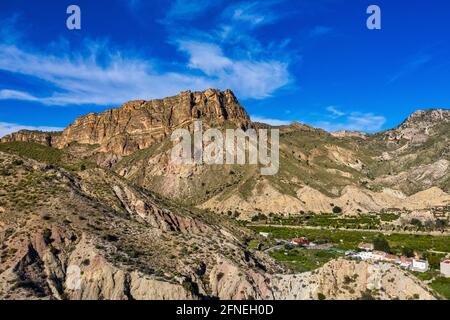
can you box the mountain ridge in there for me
[1,90,449,217]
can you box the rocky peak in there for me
[382,108,449,143]
[59,89,251,156]
[2,89,251,155]
[404,109,450,124]
[332,130,368,139]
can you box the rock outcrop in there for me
[0,130,61,146]
[54,89,251,155]
[273,258,436,300]
[381,109,450,143]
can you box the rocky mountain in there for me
[1,90,449,218]
[3,89,250,156]
[0,89,448,300]
[1,145,433,300]
[381,109,450,143]
[0,150,282,299]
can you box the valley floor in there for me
[247,225,450,299]
[249,223,450,237]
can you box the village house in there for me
[290,237,309,246]
[372,251,387,261]
[351,249,429,272]
[411,259,429,273]
[354,251,375,261]
[440,260,450,277]
[384,254,400,263]
[399,256,413,269]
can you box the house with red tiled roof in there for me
[384,254,400,263]
[399,256,413,269]
[290,237,309,246]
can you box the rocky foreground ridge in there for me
[0,152,436,300]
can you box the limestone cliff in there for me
[55,89,251,155]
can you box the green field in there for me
[429,277,450,300]
[268,214,382,229]
[250,226,450,253]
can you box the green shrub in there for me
[332,206,342,214]
[373,235,390,253]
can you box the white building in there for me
[355,251,375,261]
[440,260,450,277]
[411,259,429,273]
[372,251,387,261]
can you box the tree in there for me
[373,235,390,253]
[401,247,414,258]
[410,218,423,228]
[423,253,441,269]
[360,290,375,300]
[332,206,343,214]
[435,219,448,228]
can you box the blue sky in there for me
[0,0,449,137]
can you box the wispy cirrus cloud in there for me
[177,40,290,99]
[250,106,386,132]
[313,110,386,132]
[0,37,290,105]
[0,0,293,107]
[0,89,40,102]
[388,52,432,84]
[0,41,209,105]
[326,105,345,118]
[228,1,281,27]
[0,122,64,138]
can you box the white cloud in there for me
[177,40,290,99]
[251,116,291,126]
[177,41,233,75]
[231,2,277,27]
[0,122,64,138]
[0,42,206,105]
[314,112,386,133]
[0,89,40,102]
[326,105,345,118]
[0,35,290,106]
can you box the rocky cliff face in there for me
[54,89,251,155]
[0,130,61,146]
[1,89,251,156]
